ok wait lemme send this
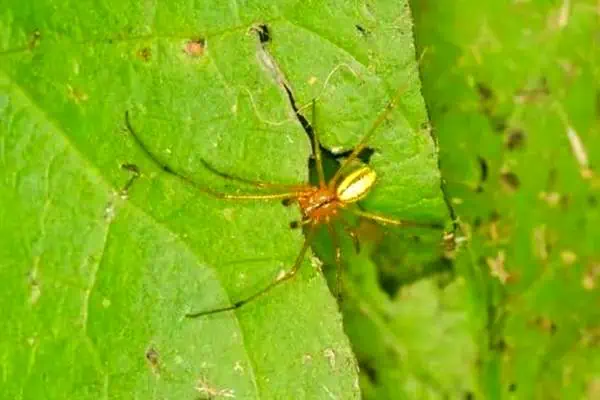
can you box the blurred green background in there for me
[337,0,599,398]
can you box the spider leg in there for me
[348,208,444,230]
[289,218,311,230]
[329,83,408,187]
[326,222,344,302]
[310,99,327,187]
[329,51,429,187]
[199,158,307,191]
[124,111,300,201]
[339,217,360,253]
[119,163,141,196]
[186,226,317,318]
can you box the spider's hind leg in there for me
[326,222,344,303]
[186,226,317,318]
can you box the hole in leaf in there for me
[255,24,271,43]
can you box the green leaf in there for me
[1,0,447,398]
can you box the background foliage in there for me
[337,0,600,398]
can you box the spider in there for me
[123,83,443,318]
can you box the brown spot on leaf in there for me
[137,47,152,61]
[67,85,89,103]
[500,172,520,192]
[29,30,41,50]
[476,82,493,101]
[145,346,160,376]
[505,129,525,150]
[532,316,557,334]
[184,38,206,57]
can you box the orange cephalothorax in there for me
[297,186,341,223]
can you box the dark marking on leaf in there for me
[508,383,517,392]
[184,38,206,57]
[515,77,550,103]
[489,210,500,222]
[475,82,509,131]
[119,163,141,196]
[464,392,475,400]
[358,359,378,383]
[145,346,161,376]
[146,347,159,365]
[533,316,557,334]
[491,116,507,132]
[559,194,570,210]
[476,82,493,101]
[477,255,487,267]
[492,338,507,352]
[29,30,41,50]
[505,128,526,150]
[476,156,488,192]
[500,172,520,191]
[588,195,597,208]
[355,24,370,37]
[137,47,152,62]
[255,24,271,43]
[121,163,140,175]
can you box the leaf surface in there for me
[0,0,446,398]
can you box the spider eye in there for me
[336,166,377,203]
